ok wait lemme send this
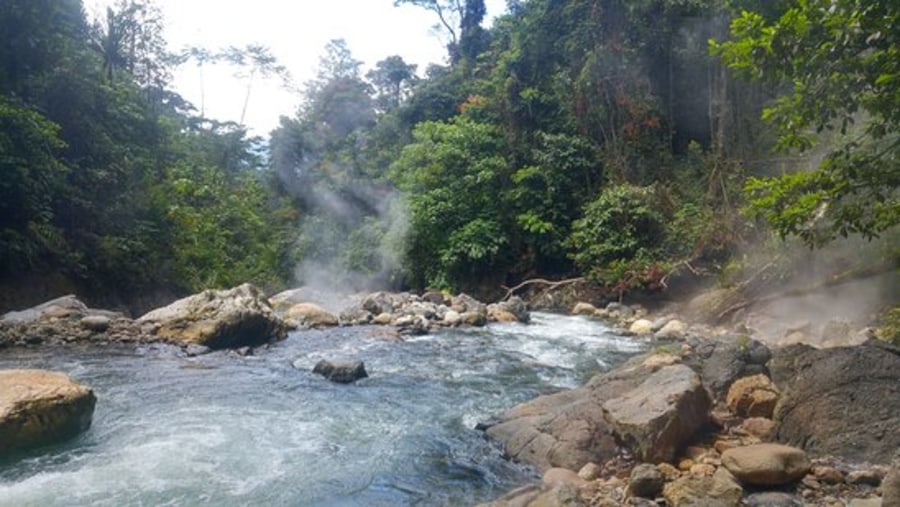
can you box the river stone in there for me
[602,364,710,463]
[726,374,779,418]
[138,283,286,349]
[744,492,803,506]
[629,463,665,498]
[0,369,97,454]
[312,360,368,383]
[80,315,111,332]
[628,319,654,335]
[721,444,810,486]
[284,302,339,328]
[663,466,743,507]
[654,319,687,340]
[477,483,584,507]
[493,296,530,323]
[572,302,598,316]
[768,340,900,463]
[482,354,657,473]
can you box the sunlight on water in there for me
[0,312,645,506]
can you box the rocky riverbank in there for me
[478,299,900,506]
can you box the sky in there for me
[83,0,508,137]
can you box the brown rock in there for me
[543,468,587,489]
[663,466,743,507]
[690,464,716,477]
[739,417,776,440]
[284,302,339,328]
[0,369,97,454]
[572,302,598,316]
[726,374,779,418]
[721,444,811,486]
[577,462,602,481]
[812,466,843,485]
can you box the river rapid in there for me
[0,313,646,506]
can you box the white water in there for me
[0,313,646,506]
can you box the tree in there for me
[89,0,170,87]
[394,0,488,63]
[713,0,900,246]
[367,56,418,112]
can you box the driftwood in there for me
[501,277,585,301]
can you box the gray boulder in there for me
[489,296,530,323]
[629,463,665,498]
[602,364,710,463]
[768,340,900,463]
[1,295,88,324]
[138,283,286,349]
[683,334,771,401]
[481,355,657,473]
[312,360,368,383]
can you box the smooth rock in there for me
[572,302,598,316]
[663,466,743,507]
[577,462,602,481]
[629,319,654,335]
[654,319,687,340]
[490,296,530,323]
[602,364,710,463]
[372,312,393,325]
[284,302,339,328]
[847,500,882,507]
[443,310,462,326]
[0,369,97,454]
[138,283,286,349]
[739,417,776,440]
[768,341,900,463]
[726,374,779,418]
[721,444,810,486]
[629,463,665,498]
[312,360,368,384]
[1,295,88,324]
[543,467,587,489]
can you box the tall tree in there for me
[713,0,900,246]
[367,56,418,112]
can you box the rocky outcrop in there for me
[138,283,286,349]
[0,369,97,454]
[768,340,900,464]
[602,364,711,463]
[721,444,810,486]
[1,295,142,347]
[284,302,339,328]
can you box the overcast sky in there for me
[83,0,507,136]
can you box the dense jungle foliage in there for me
[1,0,897,311]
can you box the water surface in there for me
[0,313,645,506]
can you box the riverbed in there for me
[0,313,646,506]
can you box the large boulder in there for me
[1,295,88,324]
[602,364,711,463]
[138,283,286,349]
[481,355,658,473]
[284,302,339,328]
[0,369,97,454]
[768,340,900,463]
[721,444,810,486]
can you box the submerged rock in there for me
[312,360,368,383]
[138,283,286,349]
[0,369,97,455]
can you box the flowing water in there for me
[0,313,646,506]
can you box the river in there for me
[0,313,646,506]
